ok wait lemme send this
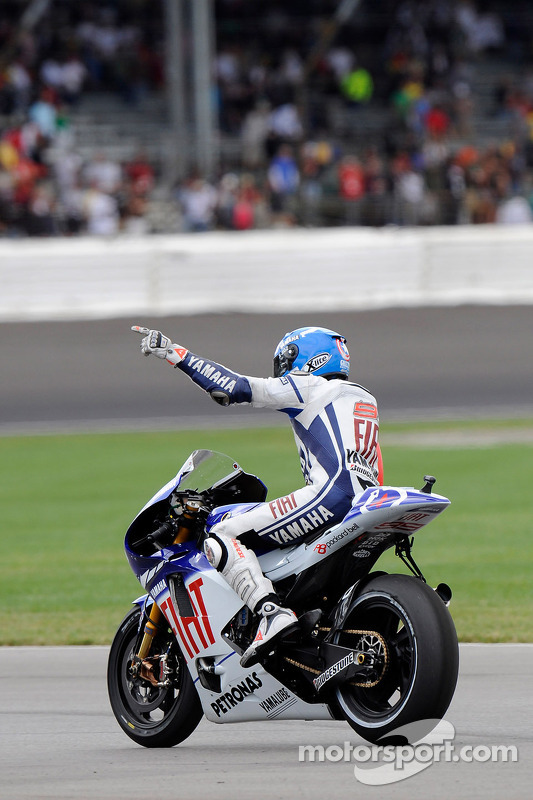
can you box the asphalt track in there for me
[1,645,531,800]
[1,305,533,433]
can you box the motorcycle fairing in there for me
[258,485,449,583]
[131,548,334,724]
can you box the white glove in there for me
[131,326,188,366]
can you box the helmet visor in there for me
[273,343,299,377]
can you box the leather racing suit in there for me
[177,351,382,547]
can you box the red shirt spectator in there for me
[425,106,450,138]
[124,152,154,196]
[12,158,46,204]
[339,156,365,201]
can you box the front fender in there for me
[132,593,153,605]
[132,594,154,628]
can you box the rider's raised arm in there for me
[131,326,308,409]
[179,350,316,411]
[177,350,253,405]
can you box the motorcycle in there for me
[108,449,458,747]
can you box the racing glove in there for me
[131,326,188,366]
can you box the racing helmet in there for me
[273,326,350,380]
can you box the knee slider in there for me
[203,535,228,571]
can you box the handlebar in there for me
[145,521,174,546]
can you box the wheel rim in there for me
[334,592,417,726]
[117,627,184,730]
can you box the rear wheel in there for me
[107,607,203,747]
[333,573,458,743]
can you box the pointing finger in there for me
[131,325,150,335]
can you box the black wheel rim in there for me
[334,593,417,723]
[117,625,184,730]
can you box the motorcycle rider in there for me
[132,325,382,667]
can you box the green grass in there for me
[1,421,532,645]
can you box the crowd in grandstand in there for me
[1,0,533,236]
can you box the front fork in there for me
[133,501,201,678]
[130,602,168,687]
[137,601,163,661]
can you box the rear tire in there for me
[107,607,203,747]
[333,573,458,743]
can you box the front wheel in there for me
[333,573,459,743]
[107,606,203,747]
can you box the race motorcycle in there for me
[108,449,458,747]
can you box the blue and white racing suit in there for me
[177,352,381,548]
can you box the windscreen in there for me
[176,450,243,493]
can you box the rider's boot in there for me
[203,533,299,667]
[240,599,298,668]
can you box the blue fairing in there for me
[348,485,449,515]
[125,536,212,593]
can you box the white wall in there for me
[1,225,532,321]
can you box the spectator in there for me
[40,57,64,93]
[177,176,218,232]
[298,142,328,227]
[25,182,57,236]
[28,88,57,141]
[60,53,88,106]
[361,148,391,227]
[326,47,355,82]
[340,66,374,106]
[394,166,426,226]
[338,155,366,225]
[455,2,505,55]
[231,188,255,231]
[83,152,122,195]
[83,182,120,236]
[425,104,451,139]
[216,172,239,229]
[268,103,303,143]
[59,178,85,235]
[241,100,271,170]
[6,58,32,112]
[124,151,154,197]
[122,193,151,235]
[267,144,300,215]
[238,173,271,229]
[278,49,304,87]
[52,147,83,197]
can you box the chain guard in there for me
[285,628,389,689]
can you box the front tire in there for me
[107,607,203,747]
[333,573,458,743]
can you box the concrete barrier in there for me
[1,225,532,321]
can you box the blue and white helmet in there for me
[273,326,350,380]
